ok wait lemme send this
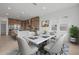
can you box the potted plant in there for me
[69,25,79,44]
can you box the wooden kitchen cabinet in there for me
[8,18,22,35]
[8,18,22,25]
[25,16,39,31]
[21,21,26,30]
[8,18,17,25]
[16,20,21,25]
[31,16,39,30]
[26,20,30,30]
[8,16,40,31]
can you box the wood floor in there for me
[0,35,79,55]
[69,43,79,55]
[0,36,18,55]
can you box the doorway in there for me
[1,21,6,36]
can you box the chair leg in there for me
[50,53,57,55]
[36,51,38,55]
[46,52,51,55]
[16,49,23,55]
[60,48,63,55]
[16,50,22,55]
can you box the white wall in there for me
[0,17,8,36]
[40,5,79,37]
[0,21,1,35]
[51,5,79,26]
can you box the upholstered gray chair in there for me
[47,36,57,44]
[17,37,38,55]
[44,34,66,55]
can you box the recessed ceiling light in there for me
[32,3,37,6]
[42,7,46,10]
[8,7,11,10]
[64,16,68,18]
[22,12,24,14]
[5,13,9,15]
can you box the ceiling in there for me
[0,3,78,20]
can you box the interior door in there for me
[1,23,6,36]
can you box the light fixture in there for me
[32,3,37,6]
[5,13,9,15]
[42,7,46,10]
[8,7,11,10]
[22,12,24,14]
[63,16,68,18]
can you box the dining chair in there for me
[47,31,57,44]
[44,34,67,55]
[16,37,38,55]
[47,36,57,44]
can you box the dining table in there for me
[23,34,56,54]
[23,34,56,45]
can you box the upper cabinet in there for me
[21,21,26,30]
[26,19,30,30]
[31,16,39,30]
[8,18,22,30]
[25,16,39,31]
[8,16,40,31]
[16,20,21,25]
[8,18,21,25]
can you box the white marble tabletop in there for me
[23,34,55,45]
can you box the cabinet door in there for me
[21,21,26,30]
[8,19,12,25]
[26,20,29,29]
[1,21,6,35]
[16,20,21,25]
[13,20,16,24]
[8,19,16,25]
[31,17,39,29]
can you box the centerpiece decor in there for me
[41,20,49,34]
